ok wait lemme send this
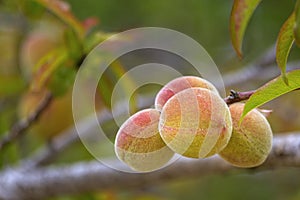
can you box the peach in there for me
[155,76,218,111]
[159,87,232,158]
[219,103,273,168]
[114,108,174,172]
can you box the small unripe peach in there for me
[115,108,174,172]
[155,76,218,111]
[159,87,232,158]
[219,103,273,168]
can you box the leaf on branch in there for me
[276,12,295,84]
[83,31,116,53]
[294,0,300,46]
[110,61,138,113]
[230,0,262,58]
[64,29,83,60]
[30,50,68,92]
[48,66,76,97]
[82,17,99,32]
[97,60,137,111]
[242,69,300,120]
[34,0,84,38]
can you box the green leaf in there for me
[294,0,300,46]
[64,29,82,60]
[98,73,114,109]
[48,66,76,97]
[30,50,67,92]
[230,0,262,58]
[276,12,295,84]
[110,61,138,113]
[97,60,137,111]
[242,69,300,119]
[83,31,116,53]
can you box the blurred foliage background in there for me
[0,0,300,199]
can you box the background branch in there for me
[1,133,300,200]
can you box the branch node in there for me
[229,90,239,99]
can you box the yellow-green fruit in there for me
[115,108,174,172]
[219,103,273,168]
[155,76,219,111]
[159,87,232,158]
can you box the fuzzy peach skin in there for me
[219,103,273,168]
[115,108,174,172]
[159,87,232,158]
[155,76,219,111]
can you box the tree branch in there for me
[1,133,300,199]
[0,92,53,151]
[223,89,256,104]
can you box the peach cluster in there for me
[114,76,273,172]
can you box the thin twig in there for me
[0,92,53,151]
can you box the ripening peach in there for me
[219,103,273,168]
[159,87,232,158]
[115,108,174,172]
[155,76,218,111]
